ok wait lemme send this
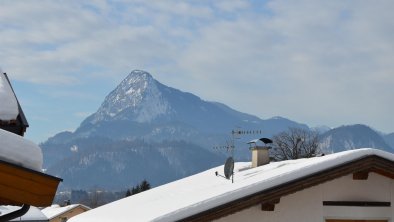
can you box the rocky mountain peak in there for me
[122,70,154,89]
[87,70,172,124]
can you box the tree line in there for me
[54,180,152,208]
[125,179,151,197]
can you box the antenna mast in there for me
[213,128,262,183]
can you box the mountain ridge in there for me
[41,70,392,190]
[41,70,308,190]
[320,124,392,153]
[62,70,305,143]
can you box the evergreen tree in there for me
[127,180,151,197]
[139,179,151,192]
[125,189,131,197]
[131,186,140,195]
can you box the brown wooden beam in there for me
[323,201,390,207]
[261,198,280,211]
[353,171,369,180]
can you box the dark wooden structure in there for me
[0,159,62,207]
[179,155,394,222]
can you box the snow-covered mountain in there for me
[63,70,306,143]
[43,70,393,191]
[87,70,173,124]
[41,70,307,190]
[319,124,393,153]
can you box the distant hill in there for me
[43,138,222,190]
[384,133,394,149]
[319,124,393,153]
[41,70,307,190]
[311,125,331,134]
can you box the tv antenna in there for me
[214,128,262,183]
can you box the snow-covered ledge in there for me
[0,128,43,171]
[0,71,19,121]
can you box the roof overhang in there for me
[0,159,62,207]
[0,73,29,136]
[179,155,394,222]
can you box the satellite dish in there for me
[259,138,273,144]
[224,157,234,180]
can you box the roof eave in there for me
[2,73,29,134]
[0,159,62,207]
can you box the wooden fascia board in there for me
[179,155,394,222]
[261,198,280,211]
[0,159,62,207]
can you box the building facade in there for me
[216,172,393,221]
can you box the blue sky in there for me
[1,0,393,143]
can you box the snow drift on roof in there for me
[0,72,19,121]
[42,204,90,220]
[68,148,394,222]
[0,128,43,171]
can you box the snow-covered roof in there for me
[0,205,48,221]
[0,128,43,171]
[69,148,394,222]
[41,204,90,220]
[0,72,19,121]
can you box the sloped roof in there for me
[0,128,42,171]
[0,72,19,121]
[0,130,62,207]
[0,72,29,136]
[69,148,394,222]
[0,205,49,222]
[0,71,61,209]
[41,204,90,220]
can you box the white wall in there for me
[215,173,393,222]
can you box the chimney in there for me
[248,138,272,167]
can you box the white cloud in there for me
[0,0,393,136]
[214,0,250,12]
[175,0,394,132]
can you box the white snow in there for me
[0,72,19,121]
[69,148,394,222]
[70,145,79,152]
[91,70,173,124]
[0,205,48,221]
[0,128,43,171]
[42,204,90,220]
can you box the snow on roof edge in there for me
[0,128,43,171]
[155,148,394,221]
[41,204,91,219]
[69,148,394,222]
[0,205,48,221]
